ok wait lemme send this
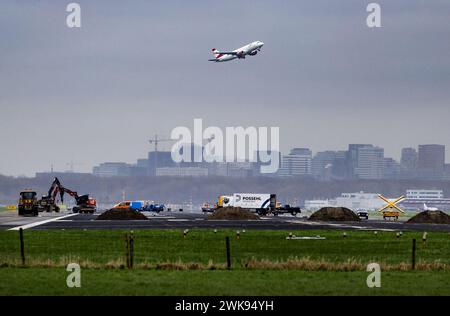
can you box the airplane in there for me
[423,203,439,211]
[208,41,264,62]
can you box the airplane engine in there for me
[249,51,258,56]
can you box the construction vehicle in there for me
[58,186,96,214]
[382,210,400,220]
[378,195,405,221]
[18,190,39,216]
[37,177,62,213]
[41,177,96,214]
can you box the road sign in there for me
[377,195,405,213]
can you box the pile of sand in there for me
[96,208,148,220]
[309,207,360,222]
[407,211,450,224]
[207,207,259,220]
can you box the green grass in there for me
[1,229,449,267]
[0,267,449,295]
[1,229,449,295]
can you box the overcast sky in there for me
[1,0,450,176]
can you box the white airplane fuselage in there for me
[210,41,264,62]
[423,203,438,211]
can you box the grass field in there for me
[0,268,449,295]
[1,229,449,295]
[1,229,449,268]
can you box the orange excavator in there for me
[41,177,97,214]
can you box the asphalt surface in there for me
[2,209,450,232]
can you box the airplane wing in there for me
[208,59,218,61]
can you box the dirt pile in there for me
[96,208,148,220]
[407,211,450,224]
[207,207,259,220]
[309,207,360,222]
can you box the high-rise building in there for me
[399,147,418,179]
[347,144,371,179]
[312,151,337,178]
[353,145,385,179]
[330,151,348,179]
[312,151,348,180]
[278,148,312,177]
[383,157,401,179]
[445,164,450,181]
[417,144,445,180]
[401,147,418,170]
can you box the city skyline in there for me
[5,140,449,178]
[1,1,450,176]
[52,142,450,181]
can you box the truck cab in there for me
[217,195,234,208]
[18,190,39,216]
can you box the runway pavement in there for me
[2,209,450,232]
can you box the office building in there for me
[401,147,417,170]
[417,144,445,179]
[406,189,443,200]
[93,162,131,177]
[400,189,450,211]
[156,167,208,177]
[353,145,385,180]
[278,148,312,176]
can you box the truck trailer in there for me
[214,193,300,216]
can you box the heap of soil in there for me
[309,207,360,222]
[407,211,450,224]
[207,207,259,220]
[96,208,148,220]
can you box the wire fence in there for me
[1,229,449,270]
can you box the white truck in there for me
[214,193,300,216]
[216,193,274,215]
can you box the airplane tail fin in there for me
[424,203,427,210]
[211,48,221,59]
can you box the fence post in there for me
[412,238,416,270]
[225,236,231,270]
[19,228,25,265]
[129,232,134,269]
[125,233,130,268]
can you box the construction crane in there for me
[148,134,173,174]
[66,161,84,173]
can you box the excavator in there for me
[19,178,96,216]
[57,185,97,214]
[37,177,62,212]
[39,177,96,214]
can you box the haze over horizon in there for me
[1,0,450,176]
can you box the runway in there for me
[2,209,450,232]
